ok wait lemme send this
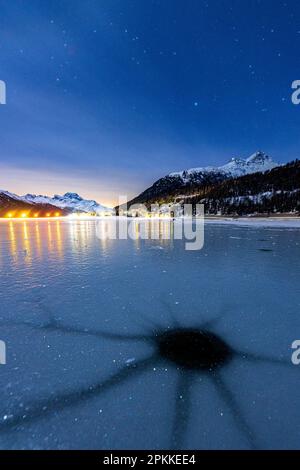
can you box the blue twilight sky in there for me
[0,0,300,206]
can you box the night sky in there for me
[0,0,300,206]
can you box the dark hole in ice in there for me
[157,328,232,370]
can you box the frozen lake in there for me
[0,218,299,449]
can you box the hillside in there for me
[185,159,300,215]
[117,152,280,210]
[117,155,300,216]
[0,191,70,218]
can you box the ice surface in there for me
[0,218,299,449]
[205,217,300,228]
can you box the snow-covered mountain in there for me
[121,151,280,208]
[24,192,113,215]
[0,190,71,217]
[182,158,300,216]
[169,152,279,181]
[0,189,27,202]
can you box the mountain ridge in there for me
[24,192,112,215]
[0,191,71,218]
[119,151,281,209]
[0,190,112,217]
[169,151,278,180]
[184,159,300,215]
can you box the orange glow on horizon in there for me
[0,165,117,208]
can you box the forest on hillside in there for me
[183,160,300,215]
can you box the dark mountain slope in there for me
[184,159,300,215]
[0,192,70,217]
[116,152,279,211]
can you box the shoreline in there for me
[203,215,300,228]
[1,214,300,228]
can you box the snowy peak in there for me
[24,192,112,215]
[56,192,83,201]
[122,150,283,209]
[221,151,278,176]
[0,190,71,217]
[246,151,276,167]
[247,151,270,162]
[169,151,279,181]
[0,189,28,202]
